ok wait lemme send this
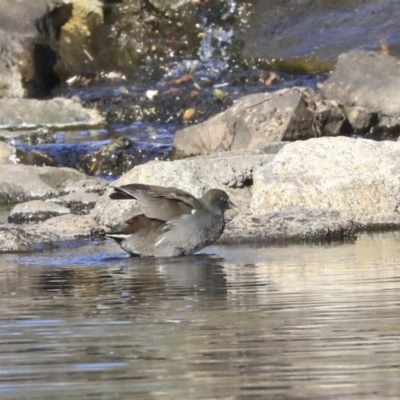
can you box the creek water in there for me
[0,232,399,399]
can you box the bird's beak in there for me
[228,199,240,213]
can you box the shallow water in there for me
[0,232,400,399]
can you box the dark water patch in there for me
[13,121,177,177]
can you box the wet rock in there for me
[252,137,400,226]
[0,98,104,130]
[8,200,71,224]
[92,151,274,227]
[322,50,400,135]
[173,87,350,157]
[222,207,356,243]
[78,136,141,176]
[0,164,96,204]
[0,129,57,145]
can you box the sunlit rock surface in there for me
[173,88,349,157]
[252,137,400,226]
[0,98,104,130]
[0,165,103,204]
[8,200,71,224]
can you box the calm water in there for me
[0,232,399,399]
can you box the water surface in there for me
[0,232,399,399]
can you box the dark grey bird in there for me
[103,184,237,257]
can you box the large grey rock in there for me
[252,137,400,226]
[8,200,71,224]
[322,50,400,117]
[92,152,274,227]
[0,164,95,204]
[173,87,348,157]
[0,98,104,130]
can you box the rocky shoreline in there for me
[4,127,400,253]
[2,1,400,253]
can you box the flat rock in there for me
[92,152,274,227]
[0,98,104,130]
[30,214,98,241]
[252,136,400,226]
[0,214,99,253]
[222,207,356,243]
[0,164,96,204]
[173,87,349,157]
[322,50,400,117]
[48,192,100,214]
[8,200,71,224]
[62,177,108,194]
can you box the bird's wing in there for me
[110,184,203,221]
[106,214,160,236]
